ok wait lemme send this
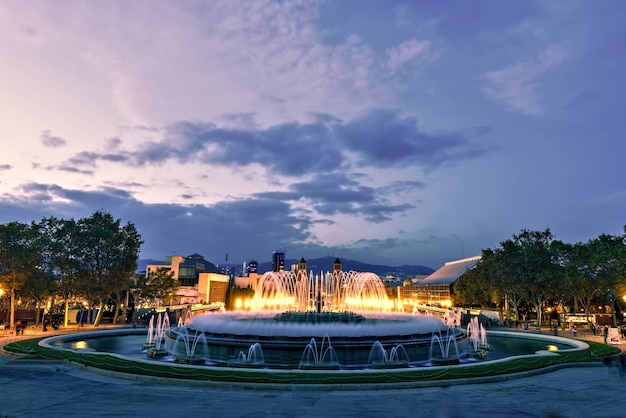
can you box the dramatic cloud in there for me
[60,110,486,177]
[335,109,488,168]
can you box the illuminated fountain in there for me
[144,313,170,357]
[177,309,194,327]
[227,343,265,368]
[467,317,490,359]
[299,335,339,370]
[166,270,468,369]
[368,341,410,369]
[167,327,208,364]
[429,327,461,365]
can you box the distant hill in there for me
[256,256,434,277]
[136,256,434,277]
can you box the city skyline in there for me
[1,1,625,269]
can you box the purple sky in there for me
[1,1,625,269]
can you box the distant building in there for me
[399,256,481,310]
[145,254,228,305]
[243,260,258,276]
[272,249,285,272]
[333,258,342,274]
[218,263,233,277]
[197,273,230,305]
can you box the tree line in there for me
[0,211,145,328]
[455,227,626,326]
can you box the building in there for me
[197,273,230,304]
[272,249,285,272]
[243,260,258,275]
[400,256,481,310]
[145,254,229,305]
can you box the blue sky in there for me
[1,1,625,269]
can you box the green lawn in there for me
[4,337,621,386]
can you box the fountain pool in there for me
[40,270,588,381]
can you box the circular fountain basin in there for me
[40,328,589,388]
[165,311,467,369]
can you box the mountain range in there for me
[137,255,434,278]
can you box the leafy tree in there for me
[506,229,562,327]
[135,267,180,308]
[0,221,41,328]
[490,242,525,324]
[589,230,626,325]
[462,229,562,326]
[454,249,497,307]
[36,217,84,326]
[564,241,600,326]
[75,211,142,327]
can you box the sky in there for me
[1,1,625,270]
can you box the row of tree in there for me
[0,211,145,328]
[455,227,626,326]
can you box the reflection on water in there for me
[487,335,572,359]
[72,341,88,349]
[55,334,147,356]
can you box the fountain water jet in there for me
[145,313,170,357]
[167,327,208,364]
[177,308,194,327]
[368,341,410,369]
[228,343,265,368]
[429,328,461,365]
[467,317,490,359]
[299,335,339,370]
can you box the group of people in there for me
[588,323,614,343]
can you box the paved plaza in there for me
[1,328,625,418]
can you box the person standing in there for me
[571,324,577,337]
[603,326,609,344]
[591,323,597,336]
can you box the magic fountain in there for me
[164,270,468,369]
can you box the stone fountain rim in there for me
[37,328,591,390]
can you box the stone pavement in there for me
[1,327,626,418]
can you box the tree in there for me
[0,221,41,329]
[75,211,143,327]
[464,229,563,326]
[564,241,599,326]
[506,229,562,327]
[36,217,83,326]
[454,249,497,308]
[136,267,179,308]
[490,242,525,325]
[588,230,626,325]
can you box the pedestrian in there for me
[16,320,23,335]
[591,323,596,336]
[603,326,609,344]
[571,324,577,337]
